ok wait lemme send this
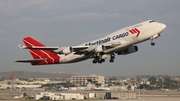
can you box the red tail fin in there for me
[23,37,45,59]
[23,37,60,65]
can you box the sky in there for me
[0,0,180,76]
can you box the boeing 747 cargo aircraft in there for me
[15,20,166,65]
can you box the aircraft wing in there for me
[19,44,89,50]
[103,42,121,48]
[18,40,124,54]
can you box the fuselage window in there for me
[149,20,155,23]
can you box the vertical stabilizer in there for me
[22,37,60,65]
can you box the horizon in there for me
[0,71,180,77]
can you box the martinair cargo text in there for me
[16,20,166,65]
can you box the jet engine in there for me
[117,45,138,55]
[94,45,106,53]
[62,47,73,55]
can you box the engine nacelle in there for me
[94,45,105,53]
[117,46,138,55]
[62,47,73,55]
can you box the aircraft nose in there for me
[161,23,166,30]
[156,23,166,33]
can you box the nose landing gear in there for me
[151,42,155,46]
[150,37,155,46]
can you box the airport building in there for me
[71,74,105,86]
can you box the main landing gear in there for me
[92,53,115,64]
[109,54,115,63]
[92,56,105,64]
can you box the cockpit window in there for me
[149,20,155,23]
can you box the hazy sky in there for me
[0,0,180,76]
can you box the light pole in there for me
[10,73,14,97]
[178,80,179,88]
[161,77,163,91]
[139,83,140,99]
[138,76,141,99]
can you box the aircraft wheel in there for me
[101,59,105,62]
[151,42,155,46]
[111,56,115,59]
[109,59,114,63]
[92,60,97,64]
[98,60,102,64]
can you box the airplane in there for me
[15,20,166,65]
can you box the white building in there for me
[35,92,84,100]
[71,74,105,86]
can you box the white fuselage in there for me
[58,20,166,63]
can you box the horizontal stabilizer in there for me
[18,44,59,50]
[15,59,46,63]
